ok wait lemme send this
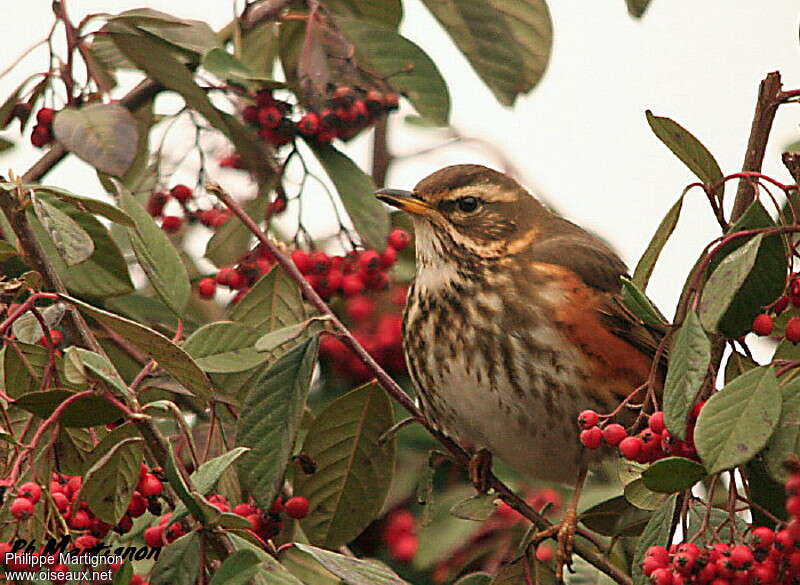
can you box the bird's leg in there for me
[468,448,493,493]
[530,465,588,583]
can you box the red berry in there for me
[309,251,331,274]
[38,329,63,347]
[752,313,774,336]
[291,250,312,274]
[535,544,554,562]
[619,436,643,460]
[297,112,320,136]
[787,317,800,343]
[728,544,753,569]
[346,295,374,322]
[752,526,775,549]
[269,197,286,214]
[648,411,666,434]
[161,215,183,233]
[388,229,411,251]
[579,427,603,449]
[69,509,91,530]
[643,557,666,576]
[36,107,55,126]
[358,250,381,272]
[52,492,69,512]
[388,533,418,563]
[788,495,800,517]
[144,525,164,548]
[787,473,800,495]
[18,481,42,504]
[284,496,309,519]
[602,423,627,446]
[332,86,355,104]
[384,93,400,110]
[774,295,789,314]
[146,192,168,217]
[578,409,599,429]
[10,497,34,520]
[170,184,193,203]
[342,274,365,297]
[31,125,51,147]
[197,277,216,299]
[74,535,98,550]
[258,106,282,129]
[137,473,163,497]
[216,267,245,289]
[650,567,674,585]
[127,491,147,518]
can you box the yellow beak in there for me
[375,188,433,216]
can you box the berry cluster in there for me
[145,184,237,234]
[37,328,63,348]
[642,470,800,585]
[578,407,701,464]
[30,108,55,148]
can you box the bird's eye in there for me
[456,196,480,213]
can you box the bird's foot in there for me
[530,509,578,583]
[468,448,493,493]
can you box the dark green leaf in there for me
[202,48,278,88]
[229,265,305,331]
[30,185,134,226]
[31,195,94,265]
[117,184,190,315]
[454,575,492,585]
[183,321,264,373]
[150,531,201,585]
[53,104,139,176]
[296,382,396,548]
[295,543,411,585]
[633,195,684,290]
[699,234,763,332]
[621,278,667,326]
[645,111,724,191]
[327,0,403,28]
[255,319,324,353]
[209,549,261,585]
[163,442,205,522]
[624,478,669,510]
[747,458,787,527]
[13,389,121,427]
[579,495,652,537]
[695,366,782,474]
[113,562,133,585]
[26,196,133,298]
[80,437,144,523]
[74,347,131,397]
[632,494,678,585]
[724,350,758,384]
[449,493,496,521]
[663,311,710,440]
[422,0,551,106]
[110,8,219,57]
[204,191,265,266]
[335,17,450,125]
[228,533,307,585]
[642,457,707,493]
[63,295,211,399]
[237,337,319,510]
[708,201,787,337]
[239,21,279,78]
[764,378,800,482]
[0,240,17,261]
[626,0,652,18]
[311,143,389,251]
[11,303,65,344]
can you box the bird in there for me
[375,164,663,578]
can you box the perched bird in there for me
[376,164,663,575]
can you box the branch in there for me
[208,182,632,585]
[730,72,783,222]
[371,117,392,188]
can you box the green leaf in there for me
[110,8,220,57]
[422,0,551,106]
[645,111,724,192]
[579,495,652,537]
[11,303,65,344]
[454,575,492,585]
[239,21,279,79]
[633,195,684,290]
[449,493,497,521]
[641,457,707,493]
[209,549,261,585]
[150,531,201,585]
[335,17,450,125]
[0,240,17,261]
[13,389,122,427]
[707,201,787,337]
[80,437,144,523]
[295,382,395,548]
[63,295,211,399]
[695,366,782,474]
[183,321,265,373]
[117,184,190,315]
[764,378,800,482]
[53,103,139,176]
[202,48,278,88]
[327,0,403,28]
[113,562,133,585]
[26,196,133,298]
[295,543,411,585]
[204,191,265,267]
[31,195,94,265]
[699,234,763,333]
[30,185,134,226]
[626,0,652,17]
[229,265,305,331]
[74,347,131,397]
[663,311,711,440]
[236,337,319,510]
[624,478,669,511]
[621,278,667,326]
[255,319,324,353]
[228,533,307,585]
[632,494,678,585]
[725,350,758,384]
[311,143,390,251]
[746,458,787,527]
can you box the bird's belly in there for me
[408,320,606,484]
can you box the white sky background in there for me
[0,1,799,332]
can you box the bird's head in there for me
[376,164,549,262]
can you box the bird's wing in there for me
[525,233,667,365]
